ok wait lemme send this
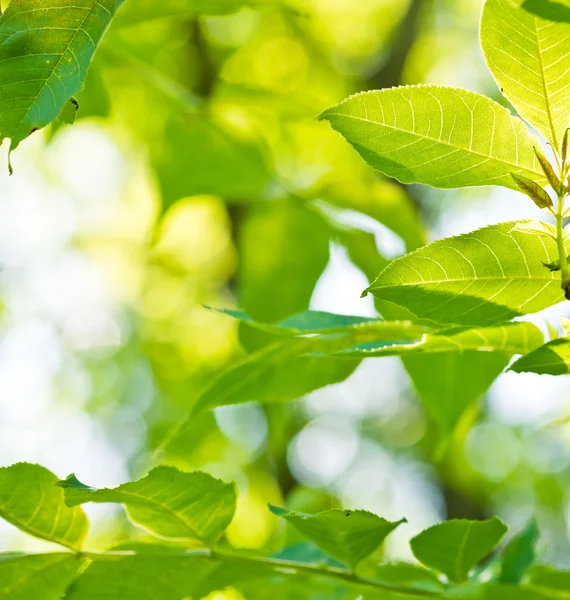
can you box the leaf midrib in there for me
[370,275,558,289]
[533,15,559,147]
[324,111,541,177]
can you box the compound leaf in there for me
[57,466,236,545]
[319,86,544,190]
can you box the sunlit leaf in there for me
[270,506,405,569]
[0,553,85,600]
[365,221,567,327]
[319,86,544,190]
[481,0,570,146]
[410,518,508,583]
[0,0,121,158]
[57,467,236,545]
[0,463,88,551]
[509,337,570,374]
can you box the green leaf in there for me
[155,115,271,211]
[212,309,542,432]
[509,337,570,374]
[364,221,568,327]
[529,565,570,593]
[189,320,428,415]
[410,518,508,583]
[399,323,543,434]
[499,520,539,584]
[238,201,331,325]
[270,506,405,569]
[64,553,265,600]
[114,0,276,27]
[0,463,88,551]
[57,466,236,545]
[481,0,570,147]
[0,553,85,600]
[0,0,120,157]
[404,349,516,434]
[319,86,544,190]
[211,308,375,335]
[482,583,565,599]
[373,563,446,593]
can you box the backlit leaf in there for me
[509,337,570,374]
[0,553,85,600]
[319,86,544,190]
[57,466,236,545]
[0,463,88,551]
[481,0,570,146]
[364,221,568,327]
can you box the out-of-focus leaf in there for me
[114,0,274,27]
[481,583,565,599]
[270,506,405,569]
[156,115,271,211]
[322,180,426,251]
[239,201,331,323]
[189,320,429,415]
[272,542,346,568]
[66,551,428,600]
[0,463,88,551]
[499,520,539,583]
[404,352,509,434]
[0,553,85,600]
[319,87,544,190]
[410,518,508,583]
[509,338,570,375]
[0,0,120,157]
[529,565,570,592]
[373,563,446,593]
[481,0,570,146]
[365,221,567,327]
[214,308,542,357]
[57,466,236,545]
[64,554,266,600]
[212,307,375,334]
[213,308,541,432]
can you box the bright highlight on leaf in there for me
[0,553,86,600]
[481,0,570,147]
[0,463,88,551]
[57,466,236,544]
[509,337,570,375]
[319,86,545,190]
[365,221,568,327]
[269,505,405,569]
